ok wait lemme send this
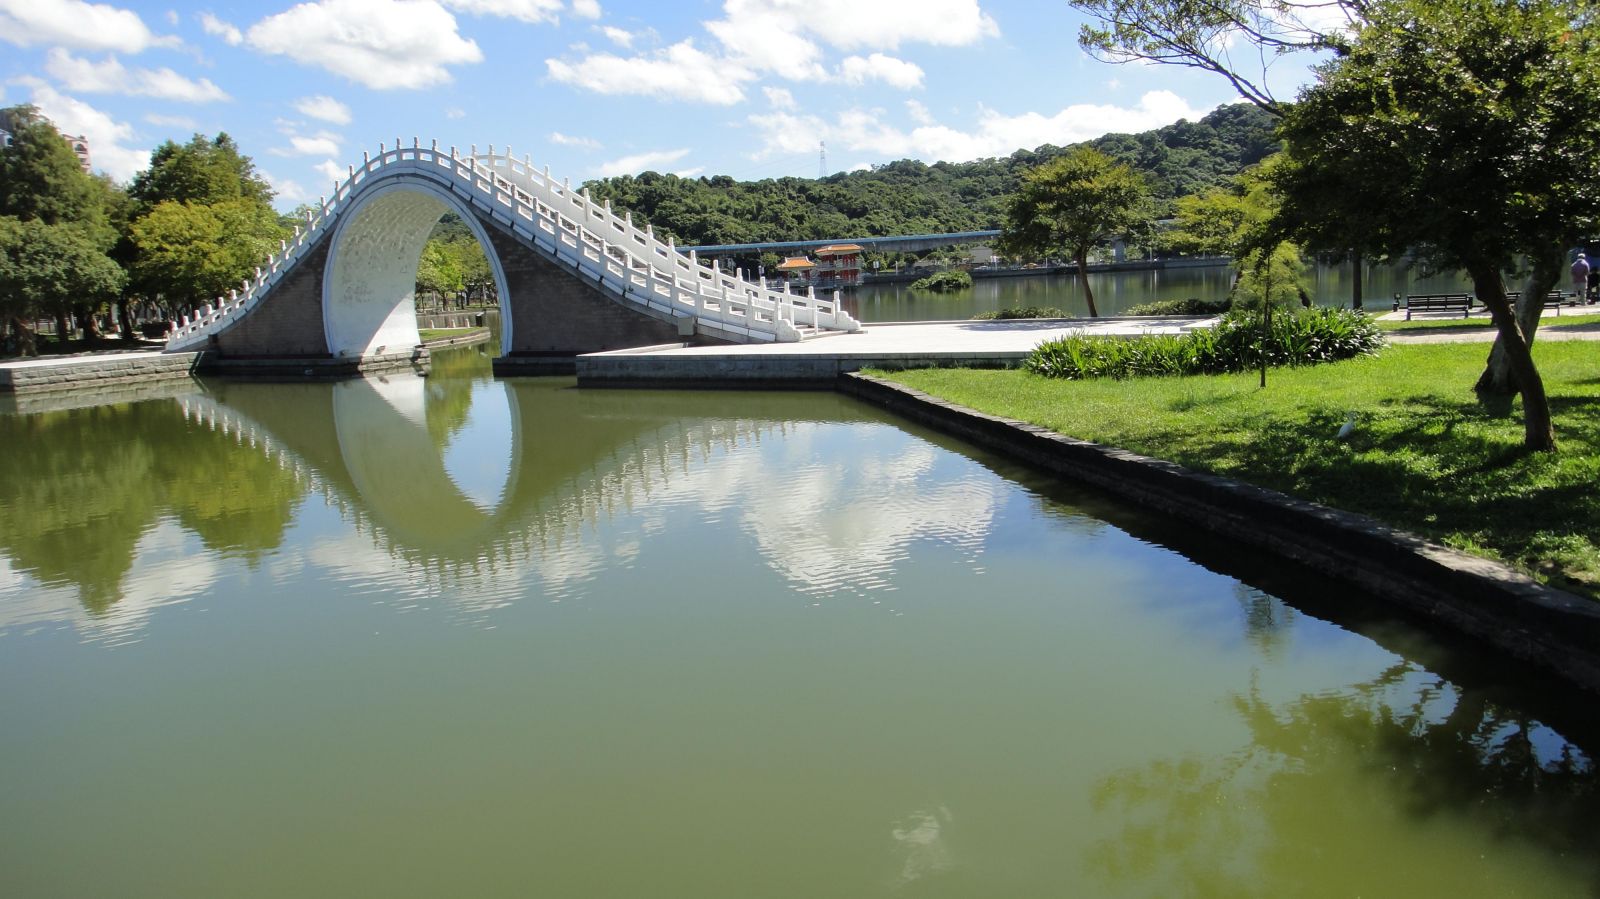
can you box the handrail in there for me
[166,140,860,352]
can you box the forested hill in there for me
[581,102,1277,248]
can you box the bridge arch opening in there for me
[323,181,511,359]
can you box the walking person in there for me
[1573,252,1591,303]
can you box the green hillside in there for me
[579,103,1277,248]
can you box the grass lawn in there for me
[1379,312,1600,332]
[418,327,485,342]
[882,341,1600,599]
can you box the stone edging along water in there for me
[838,371,1600,695]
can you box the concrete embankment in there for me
[839,371,1600,697]
[0,350,202,394]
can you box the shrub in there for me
[972,306,1066,320]
[910,270,974,292]
[1123,297,1232,316]
[1025,308,1383,380]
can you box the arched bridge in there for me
[163,141,861,371]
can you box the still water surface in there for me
[2,344,1596,897]
[849,262,1475,322]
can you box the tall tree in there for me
[128,133,274,209]
[0,106,104,229]
[997,147,1149,317]
[126,134,283,315]
[129,200,286,311]
[1072,0,1365,115]
[1273,0,1600,451]
[0,217,126,355]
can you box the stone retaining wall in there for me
[840,371,1600,695]
[0,352,202,394]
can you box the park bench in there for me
[1505,291,1579,316]
[1394,293,1473,319]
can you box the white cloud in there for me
[198,11,242,45]
[444,106,466,119]
[314,158,346,184]
[272,133,342,157]
[674,166,703,177]
[593,147,689,177]
[570,0,600,18]
[838,53,923,89]
[550,131,600,150]
[547,40,750,105]
[752,90,1213,164]
[710,0,997,54]
[599,25,632,47]
[293,94,352,125]
[762,86,796,110]
[0,0,172,53]
[442,0,561,24]
[44,49,230,103]
[246,0,483,90]
[16,80,147,179]
[905,98,933,125]
[262,170,311,206]
[144,112,197,130]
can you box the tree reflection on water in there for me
[1087,660,1600,895]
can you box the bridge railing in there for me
[166,140,859,352]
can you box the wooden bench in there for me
[1394,293,1473,319]
[1507,291,1577,315]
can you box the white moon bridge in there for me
[163,142,861,375]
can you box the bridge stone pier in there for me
[164,141,861,376]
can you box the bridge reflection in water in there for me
[0,350,1004,637]
[5,350,1600,897]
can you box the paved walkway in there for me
[576,316,1216,383]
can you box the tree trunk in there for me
[7,317,38,357]
[1075,248,1099,317]
[116,297,135,341]
[1468,263,1555,452]
[1475,248,1561,395]
[76,306,102,340]
[1351,252,1364,310]
[54,311,72,344]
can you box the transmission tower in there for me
[818,141,827,179]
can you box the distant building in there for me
[63,134,91,173]
[813,244,862,289]
[774,256,816,284]
[0,126,11,148]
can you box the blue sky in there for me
[1,0,1330,210]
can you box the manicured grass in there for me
[882,341,1600,599]
[418,327,485,342]
[1379,312,1600,332]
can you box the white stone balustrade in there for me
[166,141,860,352]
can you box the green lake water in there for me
[848,263,1476,322]
[2,343,1596,897]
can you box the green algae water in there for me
[2,344,1597,897]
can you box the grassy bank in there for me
[418,327,486,343]
[883,341,1600,599]
[1379,312,1600,332]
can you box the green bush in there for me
[1025,308,1384,380]
[1123,297,1232,316]
[910,270,974,292]
[972,306,1066,320]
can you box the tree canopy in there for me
[997,147,1150,317]
[0,106,105,231]
[129,199,287,309]
[128,133,275,209]
[1273,0,1600,449]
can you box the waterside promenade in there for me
[574,316,1216,385]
